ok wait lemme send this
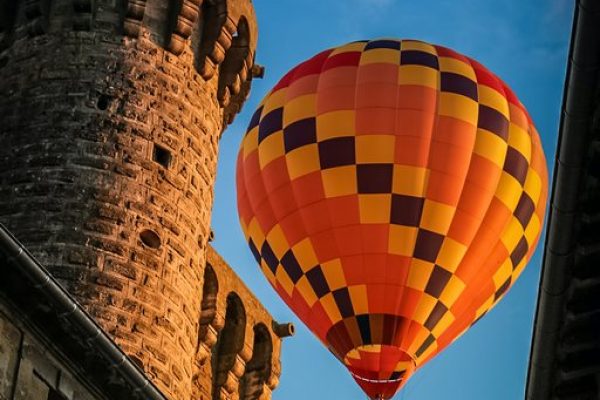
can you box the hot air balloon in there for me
[236,39,548,399]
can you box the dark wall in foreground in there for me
[526,1,600,399]
[0,304,98,400]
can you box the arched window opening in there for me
[217,16,250,105]
[136,0,166,36]
[121,0,147,37]
[197,264,219,347]
[239,324,273,400]
[212,292,246,398]
[195,0,228,77]
[166,0,208,55]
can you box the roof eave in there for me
[0,224,167,400]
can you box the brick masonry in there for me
[195,246,286,400]
[0,1,285,399]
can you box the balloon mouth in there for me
[344,346,417,400]
[350,372,406,383]
[350,373,405,400]
[350,372,411,400]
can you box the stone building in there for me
[0,1,291,400]
[526,1,600,398]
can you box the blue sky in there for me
[211,1,573,398]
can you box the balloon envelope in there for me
[236,39,548,399]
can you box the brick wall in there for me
[193,246,287,400]
[0,1,277,399]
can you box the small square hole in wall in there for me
[153,144,172,169]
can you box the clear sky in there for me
[211,1,573,399]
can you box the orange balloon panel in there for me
[236,39,548,399]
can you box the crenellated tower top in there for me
[0,0,260,125]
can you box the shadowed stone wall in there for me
[0,306,98,400]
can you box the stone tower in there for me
[0,1,266,399]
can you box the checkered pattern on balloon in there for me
[236,39,548,399]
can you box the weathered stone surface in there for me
[0,308,97,400]
[193,247,284,400]
[0,314,21,399]
[0,1,285,400]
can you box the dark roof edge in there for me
[526,1,600,399]
[0,224,167,400]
